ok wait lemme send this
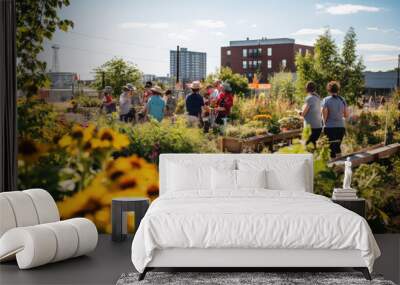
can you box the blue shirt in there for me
[304,93,322,129]
[322,95,346,128]
[147,95,165,122]
[185,92,204,117]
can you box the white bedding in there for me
[131,190,380,273]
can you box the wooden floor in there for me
[0,234,399,285]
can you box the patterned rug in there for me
[116,271,396,285]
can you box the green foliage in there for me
[75,94,102,107]
[206,67,249,96]
[269,72,296,103]
[16,0,74,96]
[92,58,142,96]
[117,117,217,163]
[17,97,69,142]
[295,28,365,104]
[339,27,365,105]
[352,163,393,232]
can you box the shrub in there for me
[118,117,217,163]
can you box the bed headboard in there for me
[159,153,314,195]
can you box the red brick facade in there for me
[221,39,313,83]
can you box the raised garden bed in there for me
[219,129,302,153]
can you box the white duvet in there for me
[131,190,380,273]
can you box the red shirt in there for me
[217,92,233,116]
[104,95,112,103]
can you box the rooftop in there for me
[229,38,297,47]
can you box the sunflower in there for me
[18,138,48,164]
[83,123,97,143]
[71,124,85,140]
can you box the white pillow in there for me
[211,168,237,191]
[168,163,209,191]
[236,169,267,189]
[238,158,309,191]
[167,160,236,192]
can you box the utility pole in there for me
[176,45,180,85]
[101,71,105,89]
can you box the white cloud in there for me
[291,28,343,36]
[316,4,381,15]
[366,27,398,33]
[119,22,169,29]
[365,54,398,62]
[251,24,257,28]
[213,31,226,37]
[358,43,400,52]
[194,19,226,29]
[167,32,190,41]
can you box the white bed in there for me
[131,154,380,280]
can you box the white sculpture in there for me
[343,157,352,190]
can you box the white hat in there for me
[191,81,201,90]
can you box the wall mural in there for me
[16,1,400,235]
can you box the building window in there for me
[267,47,272,56]
[299,48,302,54]
[242,61,247,69]
[227,50,231,56]
[258,48,262,55]
[253,60,257,67]
[267,60,272,69]
[258,60,262,67]
[243,49,247,57]
[282,59,287,68]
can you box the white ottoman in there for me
[0,189,98,269]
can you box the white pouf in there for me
[0,189,98,269]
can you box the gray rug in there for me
[116,272,396,285]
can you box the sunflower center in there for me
[100,132,114,141]
[71,130,83,139]
[119,178,137,190]
[19,140,38,155]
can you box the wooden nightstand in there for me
[332,198,366,218]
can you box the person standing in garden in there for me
[164,89,176,117]
[300,81,322,147]
[215,82,234,125]
[145,86,165,122]
[101,86,116,114]
[322,81,349,158]
[185,81,204,127]
[143,81,153,104]
[119,85,133,122]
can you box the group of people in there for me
[101,81,177,123]
[300,80,349,158]
[185,80,234,132]
[100,79,234,133]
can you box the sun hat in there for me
[191,81,201,90]
[103,86,113,94]
[150,85,164,95]
[222,82,232,92]
[126,83,136,91]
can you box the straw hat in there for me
[191,81,201,90]
[126,83,136,91]
[150,85,164,95]
[103,86,113,94]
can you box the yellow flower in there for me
[83,123,97,143]
[59,135,73,148]
[18,138,48,164]
[71,124,84,140]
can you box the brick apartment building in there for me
[221,38,313,83]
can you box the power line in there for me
[54,43,169,64]
[67,30,221,59]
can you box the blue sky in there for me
[39,0,400,79]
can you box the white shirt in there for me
[119,92,132,115]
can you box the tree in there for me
[92,58,142,96]
[295,27,365,105]
[206,67,249,96]
[339,27,365,105]
[16,0,74,97]
[269,72,296,103]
